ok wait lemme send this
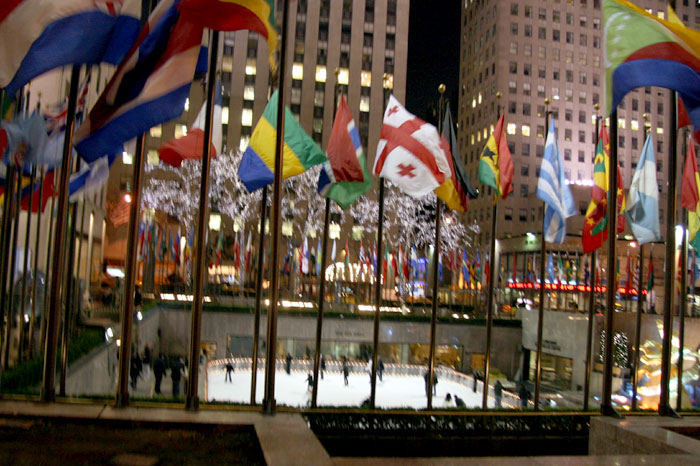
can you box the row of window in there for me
[508,64,600,87]
[509,2,601,20]
[510,23,600,48]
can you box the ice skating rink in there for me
[207,368,496,409]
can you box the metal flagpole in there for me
[40,181,57,360]
[583,104,600,413]
[262,0,291,415]
[659,92,680,417]
[370,180,385,408]
[41,64,80,401]
[632,114,650,410]
[312,76,340,408]
[534,100,551,411]
[678,207,688,411]
[185,29,219,411]
[250,186,267,405]
[2,166,22,369]
[427,84,447,409]
[28,166,45,360]
[59,156,80,396]
[0,162,15,367]
[115,134,145,407]
[18,165,36,362]
[73,197,88,328]
[601,109,621,418]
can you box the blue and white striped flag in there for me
[536,119,576,243]
[626,135,661,245]
[546,252,555,284]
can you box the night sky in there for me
[405,1,461,123]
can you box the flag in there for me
[546,253,555,284]
[74,0,207,162]
[483,254,488,287]
[478,114,514,201]
[434,102,475,211]
[0,0,141,95]
[1,112,49,167]
[557,253,565,285]
[372,243,378,275]
[239,90,327,192]
[344,240,350,270]
[158,81,223,167]
[604,0,700,142]
[626,134,661,245]
[438,252,443,285]
[245,234,253,271]
[317,95,370,209]
[682,137,700,251]
[512,253,518,283]
[68,155,115,202]
[373,95,450,197]
[536,119,576,243]
[110,195,129,228]
[403,247,410,281]
[625,252,632,294]
[20,169,54,213]
[462,250,470,286]
[474,250,482,285]
[359,242,366,270]
[181,0,277,66]
[582,126,626,253]
[316,238,322,276]
[215,231,223,266]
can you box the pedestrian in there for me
[342,357,349,386]
[285,352,292,375]
[130,353,141,390]
[225,361,234,383]
[518,382,529,408]
[153,353,166,395]
[454,395,466,407]
[171,358,182,398]
[495,380,503,408]
[472,371,478,393]
[444,393,452,407]
[378,359,384,382]
[423,371,430,397]
[305,373,314,391]
[432,373,438,396]
[320,355,326,380]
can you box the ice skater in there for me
[320,355,326,379]
[342,357,349,386]
[378,359,384,382]
[305,373,314,391]
[285,353,293,375]
[225,361,234,383]
[495,380,503,408]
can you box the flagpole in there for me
[632,114,650,410]
[250,185,267,405]
[41,64,80,401]
[659,92,680,418]
[0,161,15,368]
[312,74,340,408]
[115,134,146,407]
[534,100,552,411]
[28,166,45,360]
[263,0,291,415]
[60,156,80,396]
[370,179,385,408]
[481,107,502,411]
[3,165,23,369]
[185,29,220,411]
[427,84,447,409]
[601,108,621,418]
[584,104,601,411]
[17,165,36,362]
[677,129,690,412]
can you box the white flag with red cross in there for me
[373,95,451,197]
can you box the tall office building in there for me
[105,0,410,266]
[459,1,698,279]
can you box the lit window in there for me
[313,118,323,133]
[338,68,349,85]
[478,92,482,104]
[150,125,162,138]
[507,123,517,135]
[222,56,233,73]
[315,65,327,82]
[483,127,488,139]
[472,98,476,108]
[383,73,393,89]
[147,150,160,165]
[122,151,133,165]
[243,85,255,101]
[245,58,256,75]
[360,95,370,112]
[175,124,187,138]
[239,135,250,152]
[241,108,253,127]
[292,63,304,80]
[592,115,598,125]
[656,127,663,135]
[221,107,229,125]
[631,120,639,131]
[522,124,530,137]
[360,70,371,87]
[618,118,625,129]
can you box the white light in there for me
[106,327,114,338]
[106,267,125,278]
[526,232,536,240]
[209,213,221,231]
[122,151,133,165]
[676,225,685,246]
[160,293,175,300]
[116,339,121,347]
[136,311,143,321]
[24,314,29,323]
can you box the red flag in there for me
[323,95,364,184]
[20,170,54,213]
[679,97,692,129]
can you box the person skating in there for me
[454,395,466,407]
[285,353,293,375]
[518,381,530,408]
[225,361,234,383]
[378,359,385,382]
[171,358,182,398]
[472,371,478,393]
[153,354,166,395]
[320,355,326,380]
[495,380,503,408]
[129,353,141,389]
[342,357,349,386]
[305,373,314,391]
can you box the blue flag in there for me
[626,134,661,245]
[546,253,555,284]
[536,119,576,243]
